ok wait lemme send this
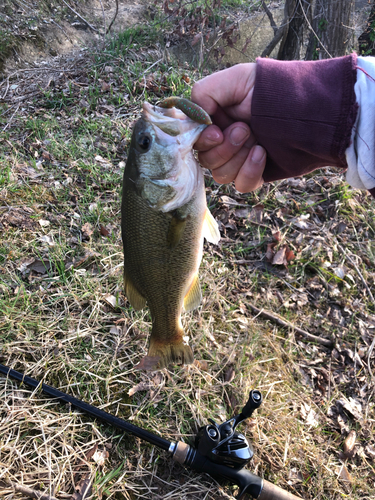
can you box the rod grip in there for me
[257,479,303,500]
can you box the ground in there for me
[0,2,375,500]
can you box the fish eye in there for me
[137,134,151,152]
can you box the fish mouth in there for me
[142,102,206,141]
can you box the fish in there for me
[121,98,220,370]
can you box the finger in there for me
[191,63,256,119]
[198,122,251,170]
[234,145,266,193]
[194,125,223,152]
[210,144,253,184]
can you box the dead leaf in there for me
[72,473,92,500]
[333,222,347,234]
[0,208,37,231]
[194,359,209,371]
[234,208,251,218]
[285,249,295,261]
[288,468,304,483]
[100,225,110,236]
[29,259,51,274]
[191,33,202,46]
[42,150,52,161]
[265,242,276,261]
[272,246,287,265]
[342,430,356,459]
[134,355,161,371]
[365,444,375,459]
[81,222,94,239]
[334,266,346,279]
[102,294,119,309]
[92,449,109,466]
[336,397,364,425]
[38,219,50,227]
[220,195,247,207]
[300,402,319,427]
[152,372,163,386]
[338,464,353,483]
[272,231,281,242]
[292,215,314,230]
[39,234,55,246]
[224,365,235,383]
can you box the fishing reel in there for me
[195,390,263,470]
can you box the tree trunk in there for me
[278,0,313,60]
[358,1,375,56]
[305,0,354,60]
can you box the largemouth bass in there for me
[121,98,220,370]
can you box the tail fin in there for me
[135,334,194,371]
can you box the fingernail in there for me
[205,128,222,144]
[229,126,250,146]
[251,145,265,163]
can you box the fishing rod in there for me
[0,363,302,500]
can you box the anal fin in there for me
[124,269,146,310]
[183,274,202,312]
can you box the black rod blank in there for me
[0,363,171,452]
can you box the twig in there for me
[261,0,278,34]
[338,244,375,379]
[0,67,74,90]
[2,103,20,132]
[298,0,332,58]
[141,58,164,75]
[106,0,119,34]
[98,0,106,47]
[260,1,288,58]
[246,302,334,347]
[8,481,59,500]
[0,76,10,100]
[61,0,99,32]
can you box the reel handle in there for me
[233,390,263,431]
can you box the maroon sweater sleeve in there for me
[250,54,358,183]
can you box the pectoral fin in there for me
[124,270,146,310]
[203,208,220,244]
[167,214,188,250]
[183,274,202,312]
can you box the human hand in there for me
[191,63,266,193]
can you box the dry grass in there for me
[1,18,375,500]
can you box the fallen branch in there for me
[246,302,334,347]
[2,102,20,132]
[8,481,59,500]
[61,0,99,32]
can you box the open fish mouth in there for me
[134,99,210,213]
[142,101,208,142]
